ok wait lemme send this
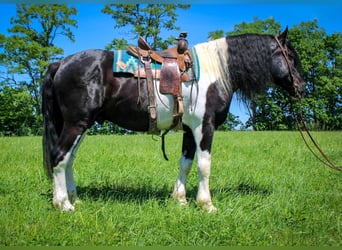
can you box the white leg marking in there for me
[173,155,193,205]
[196,149,217,213]
[53,152,75,211]
[65,134,85,204]
[53,135,83,211]
[65,159,77,204]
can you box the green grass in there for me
[0,131,341,246]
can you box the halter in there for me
[274,36,342,172]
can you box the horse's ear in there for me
[277,26,288,44]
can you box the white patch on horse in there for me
[65,161,77,203]
[172,155,193,205]
[65,133,85,204]
[155,79,203,130]
[154,80,175,130]
[53,152,75,211]
[175,74,212,141]
[53,134,83,211]
[193,38,231,95]
[196,149,217,213]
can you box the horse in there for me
[42,27,305,212]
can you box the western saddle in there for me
[127,32,193,135]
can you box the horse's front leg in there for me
[173,125,196,205]
[196,147,217,213]
[194,123,217,213]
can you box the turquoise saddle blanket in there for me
[113,47,200,81]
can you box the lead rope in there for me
[295,99,342,172]
[275,35,341,172]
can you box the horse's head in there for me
[270,27,306,98]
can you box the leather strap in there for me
[144,58,159,134]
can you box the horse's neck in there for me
[227,35,272,99]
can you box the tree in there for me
[0,85,36,136]
[217,113,243,131]
[0,4,77,135]
[289,20,342,130]
[102,4,190,50]
[208,30,224,40]
[245,88,295,130]
[228,16,281,36]
[105,38,129,50]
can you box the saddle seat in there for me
[127,34,193,82]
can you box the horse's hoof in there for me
[179,199,188,206]
[63,203,75,212]
[174,198,188,206]
[205,204,218,213]
[198,202,218,213]
[172,193,188,206]
[53,199,75,212]
[73,198,82,205]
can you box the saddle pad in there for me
[113,50,161,74]
[190,47,200,81]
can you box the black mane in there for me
[227,34,275,102]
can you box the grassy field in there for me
[0,131,341,246]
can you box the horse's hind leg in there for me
[52,123,86,211]
[173,125,196,205]
[65,133,85,204]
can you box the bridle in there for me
[274,36,294,87]
[274,36,342,172]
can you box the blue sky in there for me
[1,3,341,125]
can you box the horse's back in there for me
[55,49,113,80]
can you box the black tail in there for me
[42,62,61,179]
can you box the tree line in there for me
[0,4,341,136]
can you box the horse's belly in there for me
[155,81,198,130]
[156,94,175,130]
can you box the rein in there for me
[295,100,342,172]
[275,36,342,172]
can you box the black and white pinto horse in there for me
[42,28,305,212]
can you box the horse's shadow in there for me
[76,182,271,204]
[214,183,271,197]
[76,183,172,204]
